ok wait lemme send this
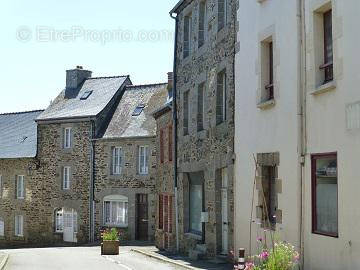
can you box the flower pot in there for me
[101,240,119,255]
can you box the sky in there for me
[0,0,179,113]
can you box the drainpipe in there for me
[297,0,307,268]
[89,120,96,242]
[170,11,179,253]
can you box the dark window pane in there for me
[132,105,145,116]
[80,90,93,100]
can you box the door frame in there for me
[135,194,149,240]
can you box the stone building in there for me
[93,82,168,242]
[152,73,175,252]
[170,0,236,259]
[0,110,43,247]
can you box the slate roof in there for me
[0,110,44,159]
[37,76,129,121]
[102,83,168,139]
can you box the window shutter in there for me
[160,130,164,163]
[169,196,173,233]
[62,128,65,148]
[164,195,169,233]
[216,73,224,125]
[168,125,173,162]
[0,219,4,236]
[159,195,163,230]
[111,147,114,175]
[145,146,149,174]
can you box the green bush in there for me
[102,228,119,241]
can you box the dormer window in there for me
[132,105,145,116]
[80,90,93,100]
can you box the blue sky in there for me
[0,0,179,113]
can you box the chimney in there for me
[66,66,92,90]
[167,72,173,99]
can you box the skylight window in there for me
[132,105,145,116]
[80,91,93,100]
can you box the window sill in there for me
[184,232,202,241]
[310,80,336,95]
[257,99,275,110]
[312,231,338,238]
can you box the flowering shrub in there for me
[234,239,300,270]
[101,228,120,241]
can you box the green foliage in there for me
[102,228,119,241]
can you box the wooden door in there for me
[136,194,148,240]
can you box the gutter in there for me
[170,11,180,253]
[297,0,307,268]
[89,120,96,242]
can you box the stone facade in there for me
[94,137,157,241]
[172,0,236,258]
[153,105,176,252]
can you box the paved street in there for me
[2,246,186,270]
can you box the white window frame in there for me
[103,195,128,227]
[64,127,72,149]
[15,215,23,237]
[0,218,4,237]
[16,175,24,199]
[63,167,71,190]
[112,147,123,175]
[139,146,149,175]
[55,209,64,233]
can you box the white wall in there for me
[234,0,301,258]
[304,0,360,269]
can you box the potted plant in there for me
[101,228,120,255]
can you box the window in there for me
[15,215,23,237]
[138,146,149,175]
[16,175,24,199]
[0,175,2,198]
[55,209,64,233]
[80,90,93,100]
[168,125,173,162]
[320,10,333,83]
[198,1,207,48]
[0,218,4,236]
[159,194,173,233]
[132,105,145,116]
[112,147,123,175]
[183,90,190,135]
[260,38,274,102]
[188,173,204,235]
[311,153,338,237]
[64,127,72,149]
[160,129,165,163]
[261,166,277,227]
[197,82,205,131]
[63,167,71,190]
[218,0,227,31]
[184,13,192,58]
[216,70,227,125]
[104,195,128,227]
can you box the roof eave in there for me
[170,0,186,15]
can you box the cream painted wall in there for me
[234,0,302,259]
[304,0,360,269]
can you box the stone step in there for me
[195,244,207,254]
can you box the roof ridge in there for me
[0,109,45,116]
[126,82,167,89]
[87,75,129,80]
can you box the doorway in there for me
[63,208,77,243]
[136,194,148,240]
[221,168,229,255]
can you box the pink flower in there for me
[259,251,269,260]
[244,262,255,270]
[256,236,263,242]
[294,252,300,262]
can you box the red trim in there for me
[168,125,173,162]
[311,152,338,238]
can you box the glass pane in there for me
[190,184,203,234]
[105,202,111,223]
[315,156,338,234]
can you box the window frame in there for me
[183,13,192,59]
[320,9,333,84]
[218,0,228,31]
[15,215,23,237]
[63,166,71,190]
[138,145,149,175]
[160,129,165,164]
[216,70,227,125]
[0,175,2,198]
[183,90,190,135]
[103,197,129,227]
[188,174,204,236]
[168,125,173,162]
[64,127,72,149]
[198,0,207,48]
[55,208,64,233]
[16,175,25,199]
[311,152,338,238]
[197,82,205,131]
[112,147,123,175]
[0,217,4,237]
